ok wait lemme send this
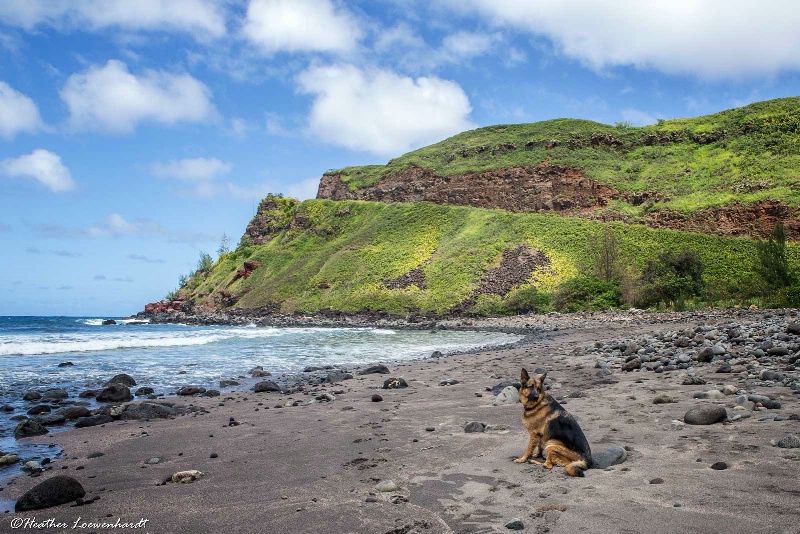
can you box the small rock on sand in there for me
[592,446,627,469]
[358,365,390,375]
[74,415,113,428]
[653,394,673,404]
[96,384,133,402]
[682,375,706,385]
[777,434,800,448]
[371,394,383,402]
[464,421,487,433]
[15,476,86,512]
[253,381,282,393]
[710,462,728,470]
[505,518,524,530]
[684,405,727,425]
[171,470,204,483]
[375,480,399,492]
[382,377,408,389]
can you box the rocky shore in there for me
[2,309,799,533]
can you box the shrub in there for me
[553,275,621,312]
[504,286,551,314]
[587,227,621,282]
[638,249,705,309]
[755,223,794,292]
[196,251,214,274]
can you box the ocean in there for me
[0,316,521,470]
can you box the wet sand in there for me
[2,311,800,533]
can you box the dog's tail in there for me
[565,459,588,477]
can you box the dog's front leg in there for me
[514,435,536,463]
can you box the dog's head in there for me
[519,368,547,409]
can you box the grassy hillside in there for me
[176,199,800,315]
[331,97,800,215]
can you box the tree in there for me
[639,249,705,309]
[196,251,213,274]
[217,233,230,257]
[588,227,620,282]
[755,222,794,291]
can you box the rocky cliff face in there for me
[317,164,799,239]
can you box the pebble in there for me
[425,427,435,432]
[710,462,728,470]
[375,480,399,492]
[653,394,673,404]
[592,446,627,469]
[684,405,727,425]
[505,518,524,530]
[371,394,383,402]
[650,478,665,484]
[464,421,487,433]
[171,470,204,484]
[777,434,800,448]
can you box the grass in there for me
[179,199,800,315]
[329,97,800,215]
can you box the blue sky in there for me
[1,0,800,316]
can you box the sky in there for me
[1,0,800,316]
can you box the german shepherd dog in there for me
[514,368,592,476]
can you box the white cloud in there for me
[621,108,660,126]
[87,213,166,238]
[227,177,320,202]
[296,64,473,156]
[1,149,75,192]
[151,157,232,182]
[441,31,498,59]
[243,0,362,54]
[61,60,216,133]
[451,0,800,79]
[0,81,44,139]
[226,117,249,139]
[374,23,426,54]
[0,0,226,39]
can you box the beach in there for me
[2,310,799,533]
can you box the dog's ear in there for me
[520,368,530,384]
[536,371,548,388]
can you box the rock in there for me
[41,388,68,401]
[79,390,99,398]
[722,385,738,395]
[219,379,240,388]
[682,375,706,385]
[146,457,162,464]
[201,390,220,397]
[1,404,13,412]
[177,386,206,396]
[705,389,725,400]
[375,480,399,492]
[15,476,86,512]
[760,370,783,381]
[505,518,524,531]
[768,347,789,356]
[382,377,408,389]
[96,384,133,403]
[22,461,42,472]
[493,386,520,405]
[254,381,282,393]
[104,373,136,387]
[74,415,114,428]
[14,419,49,439]
[777,434,800,448]
[710,462,728,470]
[621,357,642,371]
[87,452,105,459]
[670,420,685,431]
[326,370,353,383]
[27,404,51,415]
[120,402,178,420]
[56,406,91,419]
[712,344,727,355]
[251,369,271,378]
[57,361,74,367]
[464,421,487,433]
[716,363,732,373]
[491,380,520,396]
[35,414,67,426]
[653,394,673,404]
[684,405,727,425]
[171,470,204,483]
[0,454,20,465]
[135,387,155,396]
[592,446,627,469]
[650,478,665,484]
[315,393,336,402]
[358,364,390,375]
[438,379,460,386]
[430,350,444,358]
[695,347,714,363]
[371,394,383,402]
[102,319,117,325]
[787,322,800,335]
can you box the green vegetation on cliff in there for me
[331,97,800,215]
[176,199,800,315]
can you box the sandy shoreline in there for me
[2,310,800,533]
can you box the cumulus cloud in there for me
[621,108,660,126]
[0,0,226,39]
[450,0,800,79]
[227,176,320,202]
[1,149,75,192]
[61,60,216,133]
[296,64,473,156]
[87,213,166,238]
[151,157,232,182]
[0,81,44,139]
[243,0,362,54]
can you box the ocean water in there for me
[0,316,521,460]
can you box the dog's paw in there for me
[513,457,529,463]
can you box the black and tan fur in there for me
[514,368,592,477]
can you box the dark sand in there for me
[2,312,800,533]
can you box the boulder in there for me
[591,446,627,468]
[14,419,49,439]
[22,390,41,401]
[119,402,178,420]
[57,361,74,367]
[34,414,67,426]
[102,319,117,325]
[464,421,487,433]
[15,476,86,511]
[254,380,282,393]
[493,386,520,405]
[41,388,68,401]
[358,364,391,375]
[96,384,133,403]
[326,370,353,383]
[135,387,155,396]
[104,373,136,387]
[74,415,114,428]
[382,377,408,389]
[684,405,727,425]
[27,404,51,415]
[491,380,520,396]
[176,386,206,396]
[56,406,91,419]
